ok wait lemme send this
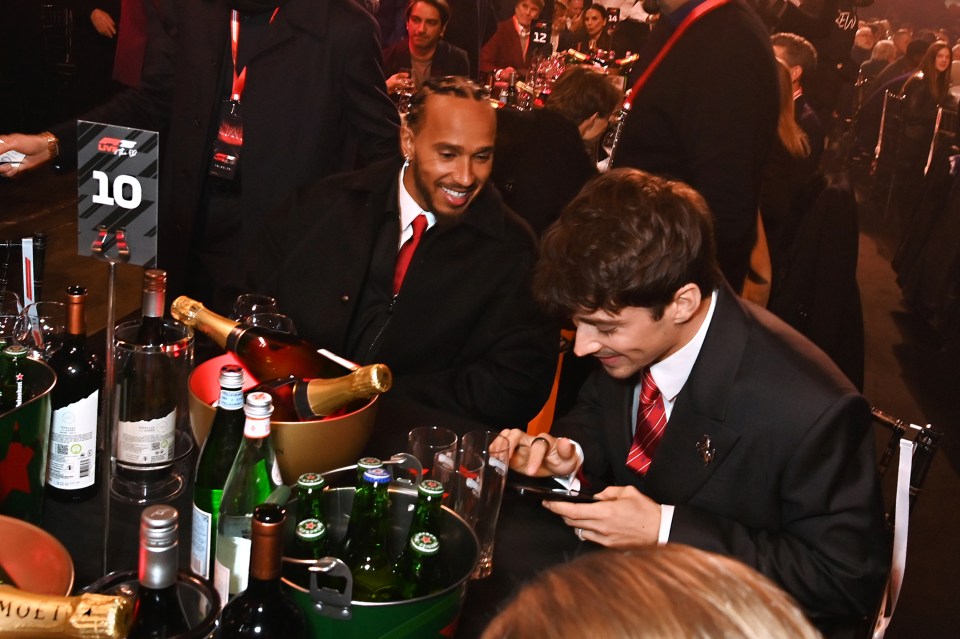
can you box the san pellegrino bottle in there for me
[127,505,190,639]
[342,466,398,601]
[250,362,392,421]
[216,503,306,638]
[117,270,177,474]
[214,392,283,604]
[170,296,350,380]
[393,531,440,599]
[191,365,246,580]
[0,344,28,412]
[46,286,103,502]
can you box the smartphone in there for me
[511,482,597,503]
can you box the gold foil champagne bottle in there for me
[250,364,392,421]
[0,588,132,638]
[170,296,350,380]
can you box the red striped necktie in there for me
[393,213,428,294]
[626,369,667,476]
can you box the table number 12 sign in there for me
[76,121,160,266]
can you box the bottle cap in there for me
[218,364,245,389]
[245,391,274,418]
[419,479,444,497]
[3,344,28,359]
[143,269,167,293]
[296,518,327,541]
[363,467,392,485]
[410,532,440,555]
[140,504,178,548]
[357,456,382,470]
[298,472,326,489]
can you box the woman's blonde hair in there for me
[775,61,810,160]
[481,545,823,639]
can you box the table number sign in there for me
[76,121,159,266]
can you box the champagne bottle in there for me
[190,365,246,580]
[170,296,350,380]
[0,588,132,638]
[342,466,398,602]
[214,392,283,604]
[250,363,392,421]
[216,503,306,639]
[393,531,440,599]
[0,562,18,587]
[127,505,190,639]
[46,286,103,502]
[116,271,177,476]
[0,344,28,412]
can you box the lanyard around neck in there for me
[229,7,279,101]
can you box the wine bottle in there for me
[170,296,350,380]
[342,466,398,602]
[393,531,440,599]
[214,392,283,604]
[0,344,28,412]
[116,270,177,476]
[0,588,132,638]
[190,365,246,580]
[127,504,190,639]
[216,503,306,639]
[46,286,103,502]
[251,363,392,421]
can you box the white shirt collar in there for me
[397,162,437,248]
[648,289,718,404]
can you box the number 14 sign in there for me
[77,120,159,267]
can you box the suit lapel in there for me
[244,0,328,69]
[642,286,749,504]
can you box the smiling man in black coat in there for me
[253,77,557,447]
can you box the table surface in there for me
[39,389,588,639]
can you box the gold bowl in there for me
[0,515,74,595]
[187,354,377,484]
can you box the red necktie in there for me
[393,214,428,294]
[626,369,667,476]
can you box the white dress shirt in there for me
[397,162,437,249]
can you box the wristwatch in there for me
[39,131,60,161]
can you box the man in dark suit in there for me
[612,0,779,293]
[500,169,888,636]
[383,0,471,94]
[253,77,557,450]
[772,31,825,172]
[0,0,400,314]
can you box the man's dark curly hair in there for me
[534,169,722,320]
[405,76,487,133]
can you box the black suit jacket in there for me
[253,158,558,441]
[54,0,400,306]
[382,38,471,79]
[553,286,887,632]
[614,0,779,291]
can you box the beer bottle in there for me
[295,518,329,559]
[295,472,327,526]
[394,532,440,599]
[191,365,246,580]
[343,467,398,601]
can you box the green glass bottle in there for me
[394,532,440,599]
[408,479,444,539]
[190,365,246,580]
[295,472,327,527]
[295,518,329,559]
[343,467,397,601]
[0,344,28,412]
[214,392,283,605]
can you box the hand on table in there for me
[0,133,54,178]
[497,428,580,477]
[90,9,117,38]
[543,484,661,547]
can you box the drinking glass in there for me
[460,430,510,578]
[19,301,66,360]
[450,449,485,529]
[230,293,279,321]
[242,312,296,335]
[395,68,415,114]
[407,426,458,481]
[0,291,22,315]
[0,314,22,346]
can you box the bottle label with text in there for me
[117,410,176,464]
[191,503,213,579]
[48,390,99,490]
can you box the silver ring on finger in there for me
[575,527,585,541]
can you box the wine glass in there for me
[242,312,296,335]
[0,291,22,315]
[19,301,66,360]
[231,293,279,321]
[0,313,22,348]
